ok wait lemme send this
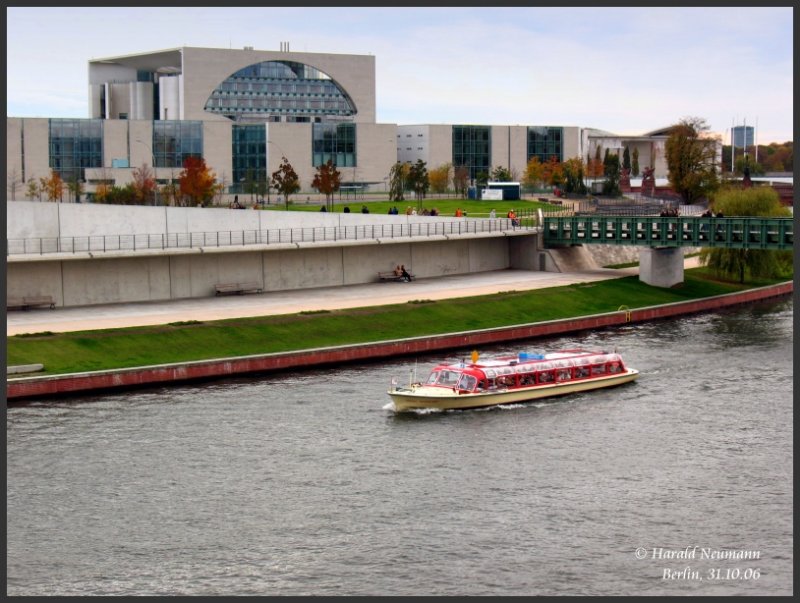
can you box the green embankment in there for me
[6,269,790,377]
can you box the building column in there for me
[639,247,684,288]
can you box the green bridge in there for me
[543,216,793,250]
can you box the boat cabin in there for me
[424,350,627,394]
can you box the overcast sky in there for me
[6,6,794,144]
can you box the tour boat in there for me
[387,348,638,412]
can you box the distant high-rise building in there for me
[732,125,754,148]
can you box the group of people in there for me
[659,207,680,217]
[700,209,724,218]
[387,206,440,216]
[393,264,413,282]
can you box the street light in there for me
[135,138,158,206]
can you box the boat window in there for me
[438,370,459,386]
[458,374,478,392]
[608,362,622,373]
[497,375,516,387]
[537,370,554,383]
[519,373,536,386]
[426,370,441,385]
[575,366,590,378]
[592,364,607,375]
[556,369,572,381]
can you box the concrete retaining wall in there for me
[6,281,791,401]
[7,201,530,306]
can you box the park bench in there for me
[214,282,263,296]
[377,271,415,282]
[7,295,56,310]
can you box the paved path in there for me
[6,260,699,336]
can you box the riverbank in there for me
[6,280,792,401]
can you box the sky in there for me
[6,6,794,144]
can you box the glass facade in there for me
[312,123,356,167]
[204,60,356,123]
[153,121,203,168]
[527,126,563,163]
[48,119,103,182]
[232,124,267,187]
[452,125,491,181]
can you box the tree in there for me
[388,161,409,202]
[665,116,720,204]
[179,156,218,207]
[26,179,40,201]
[632,147,640,177]
[453,165,469,199]
[561,157,587,195]
[408,159,429,206]
[132,163,157,205]
[700,187,792,283]
[522,156,545,191]
[622,146,631,171]
[43,170,65,202]
[271,156,300,210]
[66,177,85,203]
[428,163,451,195]
[312,159,342,210]
[602,152,621,196]
[541,156,564,189]
[490,165,513,182]
[7,168,23,200]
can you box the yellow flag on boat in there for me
[471,350,479,364]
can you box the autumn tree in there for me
[43,170,65,202]
[452,165,469,198]
[271,156,300,210]
[522,156,545,191]
[312,159,342,210]
[428,163,451,195]
[178,156,217,207]
[132,163,157,205]
[388,161,410,202]
[665,116,720,204]
[700,186,792,283]
[541,156,564,189]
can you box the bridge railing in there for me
[543,216,794,250]
[7,216,539,256]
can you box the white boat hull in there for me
[388,369,639,412]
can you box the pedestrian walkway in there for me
[6,260,699,336]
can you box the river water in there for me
[6,298,793,596]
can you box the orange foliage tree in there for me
[132,164,157,205]
[43,170,65,202]
[311,159,342,210]
[179,156,218,207]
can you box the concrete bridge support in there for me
[639,248,684,288]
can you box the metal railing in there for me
[7,216,539,256]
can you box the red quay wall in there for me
[6,282,792,401]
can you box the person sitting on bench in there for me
[400,265,412,282]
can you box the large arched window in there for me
[204,60,357,123]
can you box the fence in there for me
[7,215,538,256]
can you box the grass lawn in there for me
[7,268,790,377]
[266,197,558,218]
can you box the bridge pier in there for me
[639,248,684,288]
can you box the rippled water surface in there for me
[7,299,793,595]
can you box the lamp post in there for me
[135,138,158,206]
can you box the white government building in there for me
[6,45,672,202]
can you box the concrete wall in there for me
[7,201,535,307]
